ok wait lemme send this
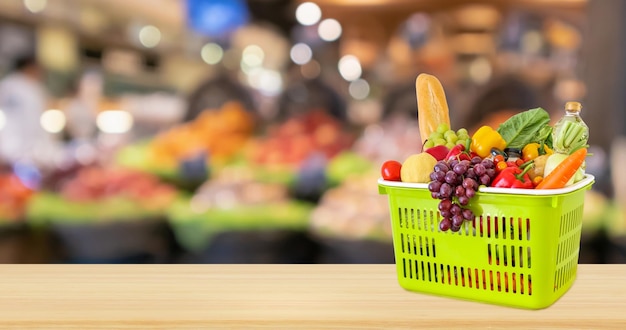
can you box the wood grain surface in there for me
[0,265,623,329]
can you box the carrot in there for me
[535,148,587,189]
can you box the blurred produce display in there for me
[245,109,354,170]
[352,119,422,167]
[1,0,621,265]
[325,151,374,187]
[168,168,314,253]
[28,166,177,223]
[0,173,34,223]
[26,166,180,263]
[150,102,254,166]
[117,102,255,182]
[310,171,391,242]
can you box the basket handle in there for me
[378,184,389,195]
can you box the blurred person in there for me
[186,72,255,122]
[0,55,59,169]
[277,77,346,123]
[64,80,96,143]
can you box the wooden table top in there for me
[0,265,624,329]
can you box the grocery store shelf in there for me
[309,0,586,10]
[0,264,623,328]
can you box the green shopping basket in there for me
[378,174,595,309]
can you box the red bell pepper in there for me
[490,163,534,189]
[445,141,478,162]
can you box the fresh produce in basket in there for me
[428,156,498,231]
[535,148,587,189]
[423,124,471,153]
[490,161,534,189]
[496,107,552,150]
[380,160,401,182]
[416,74,451,144]
[401,153,437,183]
[471,126,506,158]
[424,145,450,161]
[377,73,594,309]
[552,101,589,154]
[522,142,553,162]
[380,73,590,231]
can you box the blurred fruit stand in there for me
[168,168,317,263]
[0,172,39,263]
[2,0,623,264]
[26,166,179,263]
[117,102,256,191]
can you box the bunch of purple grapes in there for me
[428,156,497,232]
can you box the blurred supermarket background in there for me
[0,0,623,264]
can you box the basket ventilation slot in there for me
[399,208,437,232]
[398,209,530,240]
[487,244,531,269]
[402,258,532,295]
[401,233,436,258]
[554,205,583,291]
[553,256,578,292]
[470,216,531,241]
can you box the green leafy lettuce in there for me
[497,108,552,149]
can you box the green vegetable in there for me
[536,125,553,149]
[553,120,588,154]
[496,108,551,149]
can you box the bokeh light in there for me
[242,44,264,67]
[349,79,370,100]
[24,0,47,13]
[248,68,283,96]
[290,43,313,65]
[469,57,492,84]
[296,2,322,26]
[0,110,6,131]
[338,55,362,81]
[201,43,224,65]
[40,109,66,134]
[139,25,161,48]
[96,110,134,134]
[318,19,342,42]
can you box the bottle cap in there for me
[565,101,582,112]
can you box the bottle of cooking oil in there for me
[552,101,589,154]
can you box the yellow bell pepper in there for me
[522,142,554,162]
[470,126,507,158]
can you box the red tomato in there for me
[381,160,402,181]
[496,161,507,172]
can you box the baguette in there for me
[415,73,451,143]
